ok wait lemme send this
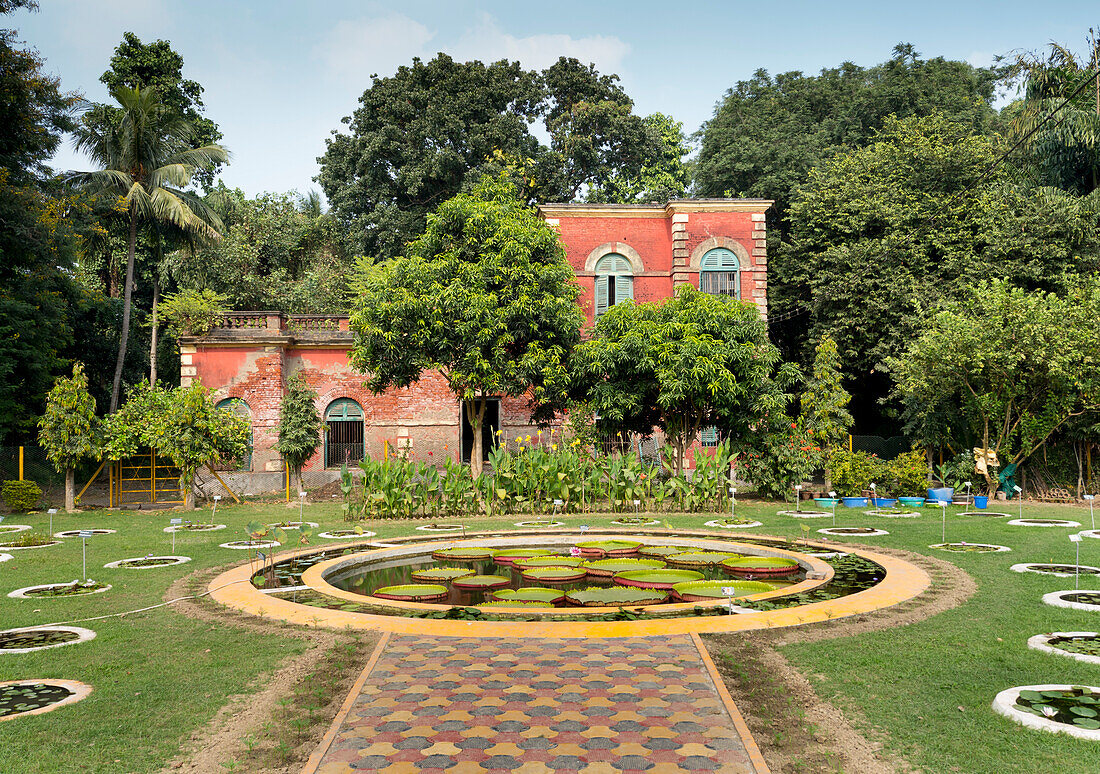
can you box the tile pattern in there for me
[312,634,760,773]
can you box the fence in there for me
[0,445,66,509]
[850,435,911,460]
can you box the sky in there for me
[12,0,1100,198]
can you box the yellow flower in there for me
[525,435,531,442]
[514,436,521,443]
[551,444,558,450]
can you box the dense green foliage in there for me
[1,479,41,511]
[318,54,682,257]
[155,288,227,337]
[890,280,1100,494]
[574,284,796,474]
[273,371,322,490]
[349,175,583,476]
[36,363,97,510]
[798,336,853,450]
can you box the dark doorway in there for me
[325,398,364,468]
[461,399,500,463]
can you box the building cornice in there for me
[538,199,773,219]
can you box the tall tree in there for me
[585,112,690,203]
[799,335,853,451]
[38,363,97,511]
[573,284,795,475]
[349,174,583,477]
[274,371,322,493]
[71,86,227,412]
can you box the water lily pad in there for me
[613,569,706,589]
[665,551,742,567]
[520,566,588,584]
[410,567,476,583]
[582,557,666,577]
[565,586,668,606]
[372,584,449,602]
[491,587,565,604]
[637,545,690,558]
[575,539,642,557]
[451,574,512,590]
[431,546,494,562]
[671,579,779,601]
[720,556,801,574]
[513,555,583,569]
[477,600,555,609]
[492,548,553,565]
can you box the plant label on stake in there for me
[170,517,182,551]
[722,586,737,615]
[939,501,948,544]
[78,530,93,580]
[1072,534,1084,589]
[1014,485,1023,519]
[794,484,802,513]
[829,491,837,526]
[730,487,737,518]
[298,491,307,524]
[211,494,221,526]
[1086,495,1095,530]
[47,508,57,535]
[580,525,589,533]
[869,482,876,506]
[964,481,972,508]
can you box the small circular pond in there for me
[0,626,96,654]
[0,679,92,721]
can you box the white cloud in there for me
[318,14,435,79]
[447,13,630,73]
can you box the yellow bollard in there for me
[285,466,290,503]
[18,446,23,480]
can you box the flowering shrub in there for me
[737,421,820,499]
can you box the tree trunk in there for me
[467,398,486,479]
[65,467,74,512]
[149,273,159,384]
[182,472,195,510]
[108,248,119,298]
[110,212,138,413]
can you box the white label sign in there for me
[170,518,183,525]
[579,525,589,532]
[78,530,93,538]
[721,587,736,596]
[1071,535,1084,543]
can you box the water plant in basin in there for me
[721,556,801,574]
[0,683,74,718]
[566,585,669,606]
[492,548,553,565]
[1062,592,1100,606]
[666,551,742,567]
[477,599,555,609]
[431,546,494,562]
[672,579,778,602]
[491,587,565,604]
[1047,635,1100,657]
[520,565,588,583]
[575,539,642,556]
[638,545,691,558]
[613,568,705,589]
[1014,686,1100,730]
[582,557,666,577]
[932,542,1006,553]
[0,532,57,548]
[410,567,477,583]
[708,517,759,526]
[372,584,449,602]
[0,629,81,650]
[451,574,512,590]
[24,580,109,597]
[513,555,583,569]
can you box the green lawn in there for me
[1,497,1099,772]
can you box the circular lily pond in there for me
[0,680,92,721]
[513,520,565,528]
[317,529,377,539]
[53,529,116,538]
[163,523,226,533]
[270,533,890,619]
[704,518,764,529]
[1043,590,1100,612]
[0,535,61,550]
[610,517,662,527]
[1007,518,1081,528]
[1080,530,1100,540]
[959,511,1012,518]
[220,539,280,550]
[0,626,96,654]
[0,525,31,534]
[993,684,1100,740]
[415,524,467,532]
[1012,563,1100,578]
[817,527,890,537]
[266,521,319,530]
[103,555,191,570]
[8,581,111,599]
[929,542,1012,553]
[777,510,832,518]
[866,510,921,518]
[1028,632,1100,666]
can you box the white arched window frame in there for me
[216,398,252,470]
[699,248,740,298]
[594,253,634,318]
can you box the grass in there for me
[2,495,1100,771]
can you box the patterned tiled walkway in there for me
[304,633,767,773]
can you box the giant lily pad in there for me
[671,579,778,602]
[431,546,494,562]
[638,545,690,558]
[575,539,642,557]
[520,566,588,584]
[491,587,565,604]
[513,555,583,569]
[566,586,669,606]
[451,574,512,591]
[721,556,801,575]
[372,584,449,602]
[477,600,555,609]
[613,569,705,589]
[492,548,553,565]
[665,551,742,567]
[582,557,666,578]
[410,567,476,583]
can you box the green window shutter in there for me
[595,275,609,318]
[701,426,718,447]
[616,274,633,303]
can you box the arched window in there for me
[594,253,634,318]
[699,247,740,298]
[324,398,364,468]
[216,398,252,470]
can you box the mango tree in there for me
[37,363,98,511]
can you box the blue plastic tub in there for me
[973,495,989,509]
[842,497,868,508]
[898,497,925,507]
[814,497,839,508]
[927,487,954,502]
[871,498,897,508]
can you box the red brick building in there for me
[180,199,770,488]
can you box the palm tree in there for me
[70,85,228,411]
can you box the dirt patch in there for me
[158,565,379,774]
[703,546,975,773]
